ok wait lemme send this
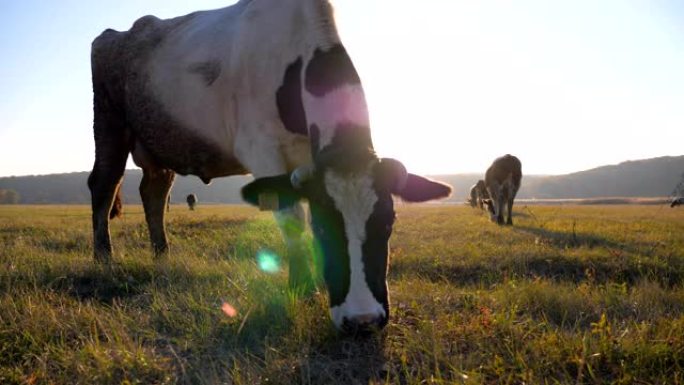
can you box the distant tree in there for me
[186,194,197,210]
[0,189,20,204]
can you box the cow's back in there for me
[90,0,334,181]
[485,154,522,189]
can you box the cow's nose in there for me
[342,313,385,334]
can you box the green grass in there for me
[0,204,683,384]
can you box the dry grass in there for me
[0,204,683,384]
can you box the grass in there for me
[0,203,683,384]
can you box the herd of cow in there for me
[467,154,523,225]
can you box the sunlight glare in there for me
[221,302,238,318]
[256,249,281,274]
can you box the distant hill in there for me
[438,155,684,201]
[0,171,252,205]
[519,156,684,199]
[0,156,682,204]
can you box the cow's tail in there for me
[109,187,123,219]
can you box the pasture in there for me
[0,204,683,384]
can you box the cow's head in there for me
[482,198,496,217]
[484,181,507,224]
[242,156,451,332]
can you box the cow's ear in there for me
[241,175,303,211]
[395,174,452,203]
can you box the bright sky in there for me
[1,0,683,177]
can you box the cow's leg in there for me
[487,183,504,224]
[505,198,514,225]
[497,194,505,225]
[493,186,505,225]
[139,167,175,257]
[506,187,519,226]
[88,96,129,262]
[275,202,315,294]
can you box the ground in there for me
[0,204,682,384]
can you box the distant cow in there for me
[672,197,684,208]
[483,154,522,225]
[467,179,489,209]
[87,0,452,332]
[186,194,197,210]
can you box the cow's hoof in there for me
[93,248,113,264]
[152,243,170,260]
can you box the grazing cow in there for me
[483,154,522,225]
[467,179,488,209]
[87,0,451,332]
[186,194,198,210]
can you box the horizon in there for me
[1,154,681,179]
[1,0,683,177]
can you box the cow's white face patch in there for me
[303,84,370,150]
[323,168,385,329]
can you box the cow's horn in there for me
[290,164,315,189]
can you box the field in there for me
[1,204,683,384]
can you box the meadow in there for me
[0,204,682,384]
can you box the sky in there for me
[1,0,683,177]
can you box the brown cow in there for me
[483,154,522,225]
[467,179,489,210]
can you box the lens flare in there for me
[221,302,238,318]
[256,249,281,274]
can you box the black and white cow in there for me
[467,179,488,209]
[483,154,522,225]
[88,0,451,332]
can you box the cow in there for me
[467,179,488,209]
[87,0,452,332]
[186,194,198,210]
[482,154,522,225]
[672,197,683,208]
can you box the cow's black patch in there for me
[277,57,307,136]
[308,122,375,167]
[187,61,221,86]
[241,174,302,210]
[361,185,394,325]
[313,123,375,173]
[308,188,350,308]
[241,165,353,308]
[309,124,321,154]
[305,44,361,97]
